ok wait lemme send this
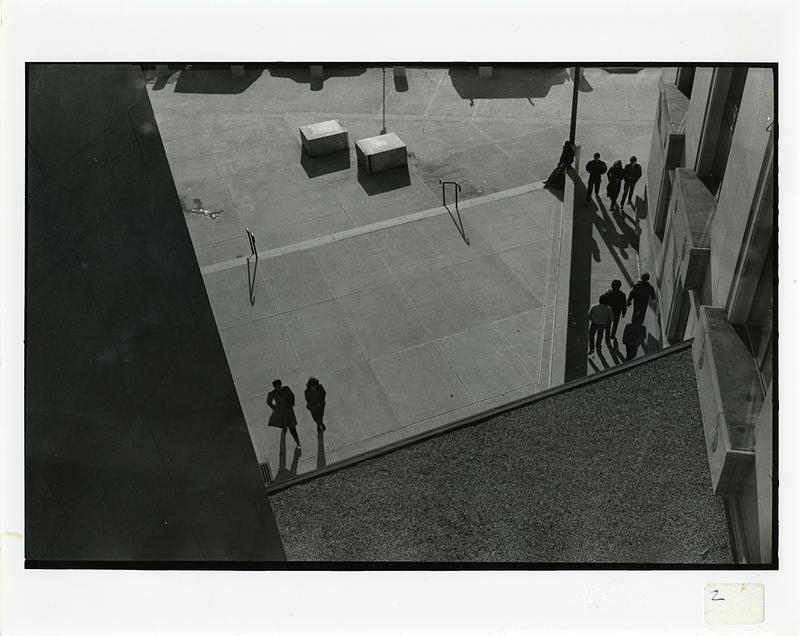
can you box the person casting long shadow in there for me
[304,377,327,433]
[267,378,301,448]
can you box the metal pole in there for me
[569,66,580,144]
[381,67,387,134]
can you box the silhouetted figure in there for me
[606,159,624,210]
[627,272,657,321]
[304,377,327,433]
[585,152,607,202]
[543,141,575,190]
[603,279,628,342]
[588,294,614,353]
[267,379,300,447]
[620,156,643,209]
[622,314,647,361]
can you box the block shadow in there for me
[173,66,264,94]
[268,66,367,91]
[449,66,569,100]
[357,164,411,195]
[300,148,351,178]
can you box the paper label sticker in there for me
[704,583,764,624]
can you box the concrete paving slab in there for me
[398,267,487,340]
[203,261,277,330]
[453,253,542,321]
[259,210,354,251]
[315,360,403,451]
[262,250,333,313]
[417,213,494,266]
[463,198,542,252]
[438,324,535,402]
[281,299,366,377]
[194,234,250,268]
[367,221,439,270]
[499,240,553,304]
[220,314,299,396]
[371,343,473,425]
[311,234,394,297]
[341,282,431,359]
[493,308,547,380]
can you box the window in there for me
[703,68,748,197]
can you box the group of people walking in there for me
[585,152,642,210]
[266,376,327,449]
[542,142,643,214]
[587,273,656,360]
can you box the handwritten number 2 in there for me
[711,589,725,602]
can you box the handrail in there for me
[438,178,470,245]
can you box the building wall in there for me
[709,68,774,308]
[25,64,285,560]
[641,66,775,563]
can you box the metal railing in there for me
[439,178,470,245]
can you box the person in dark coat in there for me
[603,279,627,342]
[585,152,607,202]
[543,141,575,190]
[267,379,300,447]
[606,159,624,210]
[620,156,643,209]
[587,294,614,353]
[627,272,657,321]
[622,314,647,361]
[304,377,327,433]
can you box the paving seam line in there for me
[200,181,546,275]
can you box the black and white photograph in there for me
[1,1,796,634]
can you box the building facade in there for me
[642,66,775,563]
[25,64,285,561]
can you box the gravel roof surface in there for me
[269,347,733,563]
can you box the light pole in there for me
[381,67,387,135]
[569,66,580,144]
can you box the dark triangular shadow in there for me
[247,257,258,306]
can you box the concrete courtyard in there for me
[147,65,661,480]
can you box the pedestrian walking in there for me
[622,314,647,361]
[620,156,643,209]
[627,272,657,321]
[587,295,614,353]
[603,279,628,342]
[606,159,624,210]
[267,379,301,447]
[304,377,327,433]
[543,141,575,190]
[585,152,608,202]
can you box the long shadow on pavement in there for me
[449,66,569,100]
[174,66,264,94]
[357,164,411,195]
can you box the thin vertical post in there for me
[569,66,580,144]
[381,67,387,135]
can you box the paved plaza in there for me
[147,66,661,479]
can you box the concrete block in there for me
[479,66,493,78]
[309,64,324,79]
[355,132,407,174]
[231,64,245,77]
[299,120,349,157]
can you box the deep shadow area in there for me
[357,164,411,195]
[273,431,302,484]
[173,66,264,94]
[449,66,569,100]
[393,67,409,92]
[565,174,594,382]
[300,148,351,178]
[268,66,367,91]
[316,431,327,470]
